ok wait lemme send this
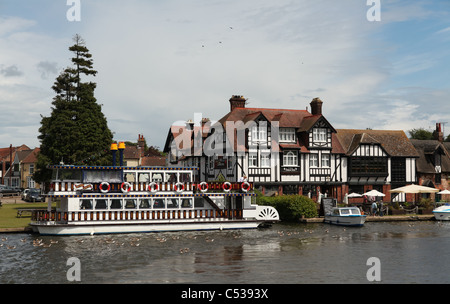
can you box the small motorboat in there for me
[324,207,366,227]
[432,204,450,221]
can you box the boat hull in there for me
[433,211,450,221]
[31,220,262,236]
[324,215,366,227]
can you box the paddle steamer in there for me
[30,165,279,235]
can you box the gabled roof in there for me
[336,129,419,157]
[218,107,312,128]
[22,148,40,163]
[410,139,450,173]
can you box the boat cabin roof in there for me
[331,207,362,216]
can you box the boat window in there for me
[151,172,163,182]
[54,169,82,181]
[124,172,136,183]
[179,172,191,183]
[84,171,102,183]
[95,199,108,209]
[181,198,193,208]
[124,199,137,209]
[194,197,204,208]
[167,198,179,208]
[153,198,165,209]
[84,170,122,183]
[80,199,93,210]
[139,199,151,209]
[341,209,350,215]
[110,199,122,209]
[332,209,340,215]
[165,172,177,183]
[138,173,150,183]
[350,208,360,215]
[104,171,122,183]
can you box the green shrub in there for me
[256,194,318,221]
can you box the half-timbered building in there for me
[336,129,419,202]
[164,96,347,201]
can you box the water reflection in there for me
[2,221,450,283]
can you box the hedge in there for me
[256,193,318,221]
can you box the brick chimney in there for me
[435,123,444,143]
[229,95,246,111]
[310,97,323,115]
[137,134,146,157]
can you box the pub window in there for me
[391,158,406,183]
[350,157,387,176]
[260,154,271,167]
[309,154,319,167]
[249,154,258,167]
[280,128,296,142]
[321,154,330,167]
[283,151,298,166]
[313,128,327,142]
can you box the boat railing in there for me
[31,208,244,223]
[49,181,253,194]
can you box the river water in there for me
[1,221,450,284]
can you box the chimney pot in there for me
[310,97,323,115]
[229,95,246,111]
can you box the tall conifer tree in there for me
[35,34,113,184]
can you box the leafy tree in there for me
[408,128,434,140]
[34,34,113,184]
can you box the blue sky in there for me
[1,0,449,150]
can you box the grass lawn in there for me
[0,202,51,229]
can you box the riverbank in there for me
[300,214,435,223]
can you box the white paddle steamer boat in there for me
[30,165,279,235]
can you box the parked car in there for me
[21,189,30,200]
[0,184,19,194]
[25,188,44,202]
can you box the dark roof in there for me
[410,139,450,173]
[336,129,419,157]
[217,107,345,154]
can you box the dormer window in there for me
[280,128,296,142]
[251,124,267,142]
[313,128,327,142]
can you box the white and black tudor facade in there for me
[164,95,419,203]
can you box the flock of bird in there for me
[0,224,423,252]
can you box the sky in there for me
[1,0,450,150]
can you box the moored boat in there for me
[432,204,450,221]
[324,207,366,227]
[30,165,279,235]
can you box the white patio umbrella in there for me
[438,189,450,195]
[363,189,385,197]
[348,193,362,198]
[390,184,439,194]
